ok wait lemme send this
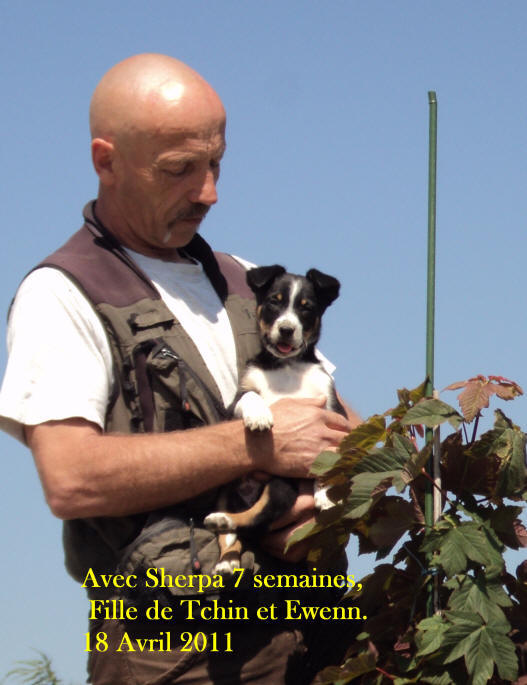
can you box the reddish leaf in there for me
[514,520,527,548]
[457,379,497,422]
[441,428,502,497]
[409,481,426,525]
[444,379,474,391]
[489,374,523,386]
[489,507,525,549]
[354,497,415,554]
[443,375,524,423]
[517,561,527,584]
[495,382,524,400]
[393,638,411,651]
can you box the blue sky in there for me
[2,1,527,681]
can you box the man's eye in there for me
[209,160,221,177]
[164,164,189,177]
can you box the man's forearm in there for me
[27,418,255,519]
[26,396,352,521]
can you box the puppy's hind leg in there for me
[204,487,236,533]
[212,533,242,575]
[230,479,297,532]
[204,511,236,532]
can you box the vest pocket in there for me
[116,512,229,609]
[131,338,228,432]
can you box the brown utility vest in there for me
[35,203,295,602]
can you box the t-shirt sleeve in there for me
[0,268,113,443]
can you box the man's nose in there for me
[188,169,218,206]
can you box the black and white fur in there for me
[204,265,345,574]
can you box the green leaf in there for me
[339,414,386,456]
[387,379,428,420]
[409,379,429,404]
[402,440,432,483]
[447,574,512,622]
[343,472,395,518]
[416,614,450,657]
[420,521,503,578]
[401,398,463,430]
[352,433,419,492]
[467,410,527,498]
[480,521,507,579]
[317,651,377,684]
[352,446,406,477]
[284,519,320,548]
[342,433,427,521]
[420,673,455,685]
[495,417,527,497]
[441,611,518,684]
[310,450,343,476]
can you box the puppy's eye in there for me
[270,293,283,304]
[300,299,314,311]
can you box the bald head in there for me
[89,54,227,257]
[90,53,225,143]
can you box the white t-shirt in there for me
[0,251,334,444]
[0,252,241,443]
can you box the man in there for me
[0,54,359,684]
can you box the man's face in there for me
[110,116,226,256]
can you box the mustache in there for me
[174,204,210,223]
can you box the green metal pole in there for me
[425,91,437,615]
[426,91,437,397]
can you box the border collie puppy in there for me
[204,265,345,574]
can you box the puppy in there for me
[204,265,346,574]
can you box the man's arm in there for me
[26,396,351,520]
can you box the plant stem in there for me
[470,413,481,444]
[375,666,396,680]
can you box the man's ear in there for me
[246,265,286,296]
[306,268,341,310]
[91,138,116,186]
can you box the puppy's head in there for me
[246,265,340,360]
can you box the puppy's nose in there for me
[279,324,295,337]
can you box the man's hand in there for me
[248,396,352,480]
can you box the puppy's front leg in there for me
[235,391,274,431]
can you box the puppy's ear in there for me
[306,269,340,310]
[246,265,286,295]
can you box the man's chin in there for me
[155,223,201,254]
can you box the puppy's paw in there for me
[244,406,274,431]
[213,558,239,576]
[235,391,274,431]
[314,484,334,511]
[204,512,235,532]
